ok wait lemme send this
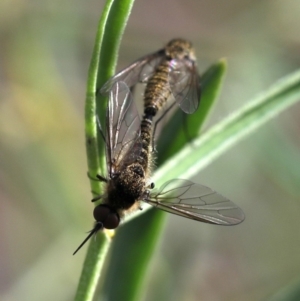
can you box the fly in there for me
[73,81,244,255]
[100,38,201,116]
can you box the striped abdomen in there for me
[143,61,171,117]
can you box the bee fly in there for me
[100,38,201,118]
[73,81,244,255]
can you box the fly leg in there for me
[91,194,103,202]
[87,172,108,198]
[87,172,108,182]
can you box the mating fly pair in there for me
[73,39,244,255]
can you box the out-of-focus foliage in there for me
[1,1,300,301]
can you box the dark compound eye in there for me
[93,205,120,229]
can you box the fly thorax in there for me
[111,164,146,209]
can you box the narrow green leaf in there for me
[74,233,111,301]
[85,0,135,192]
[77,1,136,301]
[258,130,300,196]
[85,0,114,202]
[95,0,136,148]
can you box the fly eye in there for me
[93,205,120,229]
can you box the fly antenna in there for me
[73,222,103,255]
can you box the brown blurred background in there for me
[0,0,300,300]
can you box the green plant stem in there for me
[76,0,135,301]
[85,0,114,195]
[74,233,111,301]
[95,0,135,161]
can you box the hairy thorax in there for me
[106,164,146,213]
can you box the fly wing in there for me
[147,179,244,225]
[100,50,165,94]
[168,59,201,114]
[106,81,142,177]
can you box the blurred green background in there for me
[1,0,300,300]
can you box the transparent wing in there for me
[168,59,201,114]
[106,81,142,177]
[147,179,244,225]
[100,50,165,94]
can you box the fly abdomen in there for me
[144,62,171,117]
[137,115,153,171]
